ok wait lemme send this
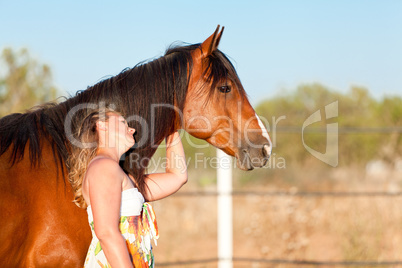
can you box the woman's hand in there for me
[143,131,188,201]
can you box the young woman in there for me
[67,108,187,268]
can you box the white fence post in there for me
[217,149,233,268]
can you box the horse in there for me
[0,26,271,267]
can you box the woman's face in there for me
[105,113,136,150]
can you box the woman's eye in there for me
[218,85,231,93]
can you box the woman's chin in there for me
[127,140,135,149]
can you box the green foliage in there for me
[0,47,60,117]
[378,96,402,126]
[256,83,402,166]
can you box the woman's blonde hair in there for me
[67,108,122,208]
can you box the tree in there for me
[0,47,60,117]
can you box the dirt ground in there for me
[151,165,402,267]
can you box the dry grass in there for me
[151,164,402,267]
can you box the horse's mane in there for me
[0,42,245,189]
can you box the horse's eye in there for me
[218,85,231,93]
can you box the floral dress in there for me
[84,188,158,268]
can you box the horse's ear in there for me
[200,25,225,57]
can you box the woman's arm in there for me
[87,158,133,268]
[144,131,188,201]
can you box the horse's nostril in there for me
[262,144,271,158]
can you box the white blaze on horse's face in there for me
[255,113,272,157]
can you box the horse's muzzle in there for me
[236,142,272,171]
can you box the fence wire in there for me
[158,257,402,267]
[174,190,402,197]
[276,126,402,133]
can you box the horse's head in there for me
[181,26,272,170]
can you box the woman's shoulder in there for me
[89,156,119,166]
[86,157,122,177]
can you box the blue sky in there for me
[1,0,401,105]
